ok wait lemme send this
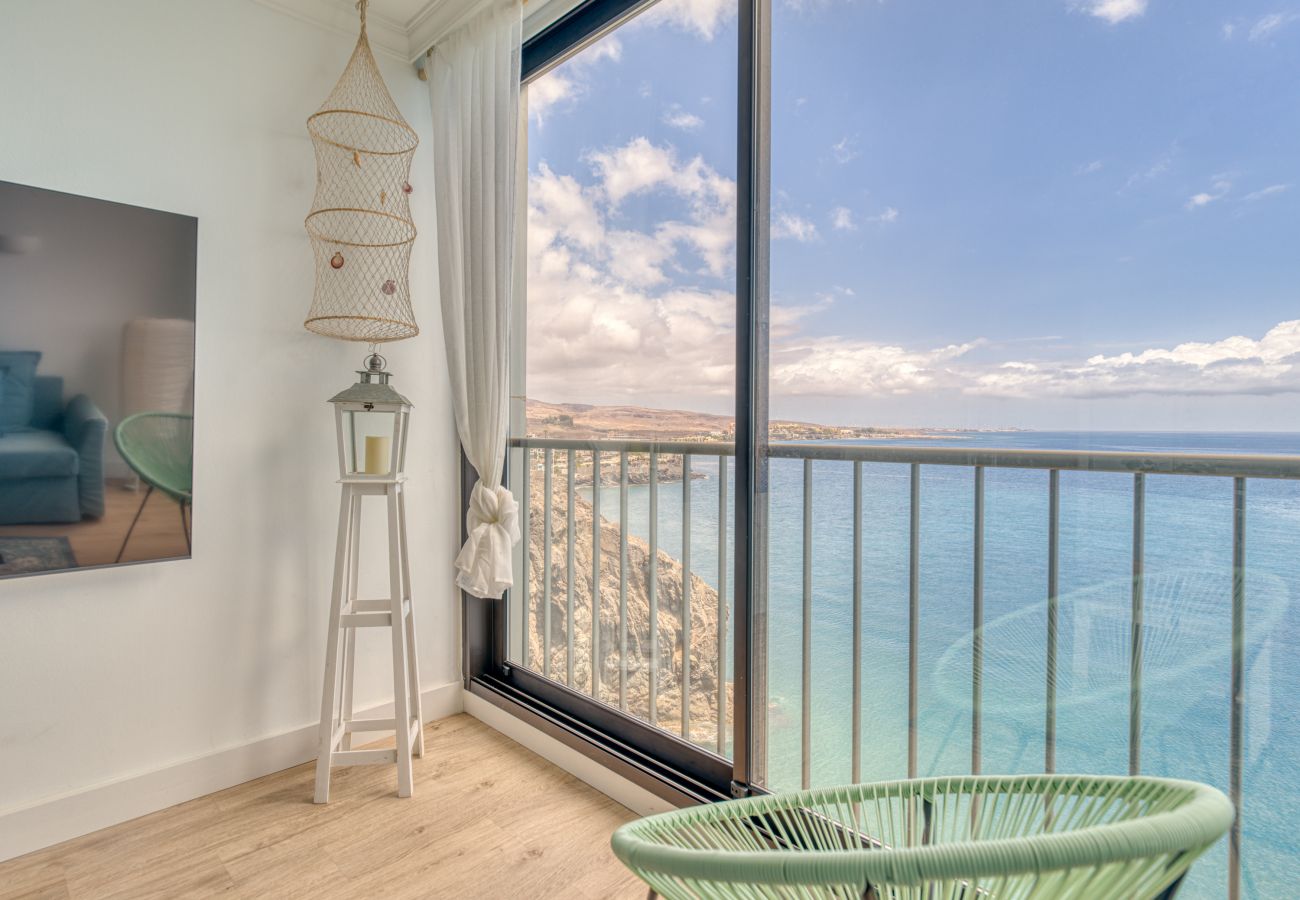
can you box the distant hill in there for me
[527,399,733,440]
[525,399,936,441]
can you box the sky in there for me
[525,0,1300,431]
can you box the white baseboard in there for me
[0,681,462,864]
[464,691,674,819]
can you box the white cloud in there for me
[1076,159,1104,175]
[604,231,676,288]
[831,207,856,231]
[1185,174,1233,210]
[1123,148,1176,190]
[584,35,624,64]
[769,319,1300,400]
[527,149,738,401]
[587,138,728,206]
[1250,12,1299,41]
[662,106,704,131]
[529,163,605,251]
[772,212,819,242]
[1076,0,1148,24]
[657,212,736,278]
[526,135,750,402]
[831,136,859,164]
[530,147,1300,405]
[580,139,736,278]
[526,35,622,125]
[976,320,1300,399]
[772,338,977,396]
[839,205,899,227]
[528,71,576,125]
[1222,13,1299,42]
[588,139,679,205]
[1244,183,1291,202]
[637,0,737,40]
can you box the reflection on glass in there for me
[509,0,739,756]
[765,4,1300,897]
[0,179,196,577]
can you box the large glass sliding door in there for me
[761,3,1300,898]
[475,3,1300,896]
[497,0,743,795]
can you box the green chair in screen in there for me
[114,412,193,563]
[612,774,1232,899]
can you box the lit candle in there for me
[364,435,391,475]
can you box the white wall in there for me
[0,0,461,854]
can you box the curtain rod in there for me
[413,0,541,80]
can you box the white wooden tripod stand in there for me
[315,367,422,802]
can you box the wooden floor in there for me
[0,478,189,569]
[0,715,646,900]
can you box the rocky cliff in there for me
[523,474,730,750]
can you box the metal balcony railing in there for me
[514,439,732,749]
[510,436,1300,899]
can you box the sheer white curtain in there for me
[430,1,523,599]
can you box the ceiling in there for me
[367,0,443,21]
[256,0,581,63]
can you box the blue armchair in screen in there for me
[0,359,108,525]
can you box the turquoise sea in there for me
[593,431,1300,898]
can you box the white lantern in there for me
[329,352,410,480]
[315,350,422,803]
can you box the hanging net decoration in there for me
[304,0,419,343]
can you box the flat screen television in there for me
[0,179,197,578]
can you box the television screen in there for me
[0,180,197,578]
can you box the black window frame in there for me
[462,0,770,808]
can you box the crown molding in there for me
[407,0,588,60]
[405,0,485,60]
[255,0,580,64]
[253,0,418,60]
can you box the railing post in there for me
[682,454,692,741]
[801,458,812,790]
[717,454,728,757]
[566,448,576,687]
[619,452,629,711]
[972,465,984,777]
[1130,472,1145,776]
[591,449,601,700]
[521,448,530,670]
[908,463,920,780]
[851,460,863,783]
[1046,469,1060,775]
[542,448,553,680]
[649,451,659,727]
[1229,477,1246,900]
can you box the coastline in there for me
[524,399,1027,483]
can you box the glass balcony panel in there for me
[509,0,739,760]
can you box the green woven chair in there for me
[612,774,1232,899]
[114,412,193,563]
